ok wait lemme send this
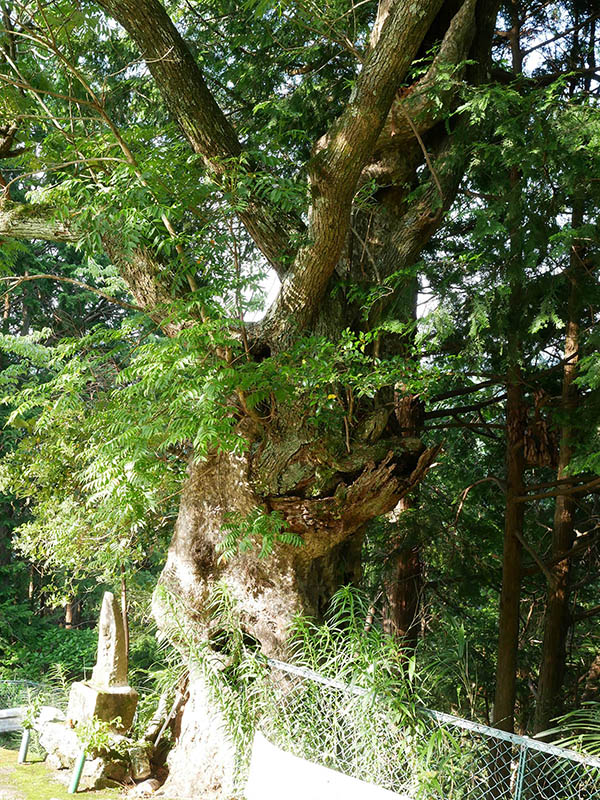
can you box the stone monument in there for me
[67,591,138,733]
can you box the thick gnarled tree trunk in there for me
[152,427,432,797]
[382,391,425,647]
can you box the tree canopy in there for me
[0,0,599,795]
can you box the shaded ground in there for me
[0,748,122,800]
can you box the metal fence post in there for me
[68,749,87,794]
[514,741,528,800]
[17,728,30,764]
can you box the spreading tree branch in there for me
[375,0,478,151]
[521,12,600,57]
[516,477,600,503]
[429,378,503,402]
[522,529,599,577]
[0,203,76,244]
[0,202,181,331]
[573,603,600,623]
[425,393,506,419]
[93,0,298,278]
[0,274,142,313]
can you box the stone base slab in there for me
[67,681,138,732]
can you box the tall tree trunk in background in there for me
[493,373,526,735]
[65,599,80,629]
[382,525,422,645]
[490,19,526,794]
[489,355,527,800]
[0,306,12,567]
[492,7,525,738]
[20,273,29,336]
[534,199,584,736]
[28,563,36,611]
[0,527,10,566]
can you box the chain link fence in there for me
[0,679,68,714]
[259,659,600,800]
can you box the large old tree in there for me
[0,0,503,794]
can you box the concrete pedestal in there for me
[67,681,138,733]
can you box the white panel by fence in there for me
[0,707,24,733]
[246,730,409,800]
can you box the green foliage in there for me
[22,694,44,731]
[547,703,600,756]
[288,587,424,705]
[0,0,599,753]
[74,716,128,756]
[0,622,97,682]
[0,312,436,585]
[217,508,302,562]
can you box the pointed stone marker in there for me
[67,591,138,732]
[91,592,128,688]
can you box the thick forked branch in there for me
[375,0,478,151]
[93,0,296,277]
[261,0,445,342]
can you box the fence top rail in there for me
[0,680,45,687]
[267,657,600,771]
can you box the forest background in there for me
[0,0,599,784]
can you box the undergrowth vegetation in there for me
[153,584,480,791]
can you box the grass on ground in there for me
[0,748,122,800]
